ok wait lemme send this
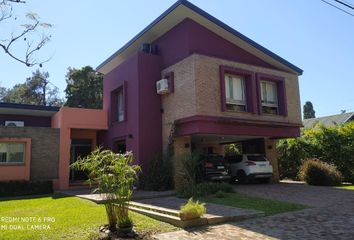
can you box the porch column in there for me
[173,135,191,189]
[264,138,280,182]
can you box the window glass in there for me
[225,74,246,111]
[225,75,245,104]
[261,81,278,106]
[117,89,124,122]
[0,143,25,163]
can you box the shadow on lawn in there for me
[0,193,71,202]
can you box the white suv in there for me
[225,154,273,183]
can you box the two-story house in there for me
[0,0,302,190]
[97,0,303,186]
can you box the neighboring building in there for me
[0,103,107,190]
[303,112,354,129]
[97,0,303,185]
[0,0,303,189]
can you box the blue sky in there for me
[0,0,353,117]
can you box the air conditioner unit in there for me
[156,78,169,94]
[5,121,24,127]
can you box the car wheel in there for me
[229,176,237,184]
[237,171,248,184]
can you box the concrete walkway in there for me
[154,182,354,240]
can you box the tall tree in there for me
[1,69,63,106]
[303,101,316,119]
[65,66,103,109]
[0,0,52,66]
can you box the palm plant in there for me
[71,148,141,230]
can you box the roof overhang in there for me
[97,0,303,76]
[175,115,302,138]
[0,103,60,117]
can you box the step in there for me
[129,201,180,217]
[128,205,206,228]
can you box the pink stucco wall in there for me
[52,107,108,190]
[0,138,31,181]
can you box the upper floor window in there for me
[220,66,256,113]
[225,74,246,112]
[0,142,25,164]
[261,80,278,114]
[117,88,125,122]
[111,83,126,123]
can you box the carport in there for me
[172,115,302,187]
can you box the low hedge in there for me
[0,180,53,197]
[177,182,233,198]
[298,158,342,186]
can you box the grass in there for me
[336,185,354,190]
[199,192,308,216]
[0,194,178,240]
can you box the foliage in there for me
[0,180,52,197]
[140,154,174,191]
[179,153,203,186]
[224,143,242,156]
[177,182,233,198]
[278,122,354,182]
[200,193,307,216]
[298,158,342,186]
[0,194,178,240]
[337,185,354,190]
[118,216,133,228]
[215,190,226,198]
[0,69,63,106]
[65,66,103,109]
[71,148,141,230]
[303,101,316,119]
[179,198,206,220]
[0,0,52,66]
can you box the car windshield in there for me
[247,155,267,162]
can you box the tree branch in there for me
[0,0,51,67]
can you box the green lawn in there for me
[337,185,354,190]
[0,194,178,240]
[199,192,307,216]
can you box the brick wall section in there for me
[194,54,302,124]
[264,138,279,182]
[0,127,59,180]
[161,54,300,185]
[161,55,198,153]
[173,136,192,189]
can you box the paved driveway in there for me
[155,182,354,240]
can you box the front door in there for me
[70,139,92,182]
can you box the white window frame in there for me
[225,74,246,108]
[0,142,25,164]
[261,80,278,108]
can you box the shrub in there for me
[180,153,203,185]
[298,158,342,186]
[140,155,173,191]
[278,122,354,182]
[179,198,206,220]
[0,180,53,197]
[177,182,233,198]
[71,148,141,230]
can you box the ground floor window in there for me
[0,142,25,164]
